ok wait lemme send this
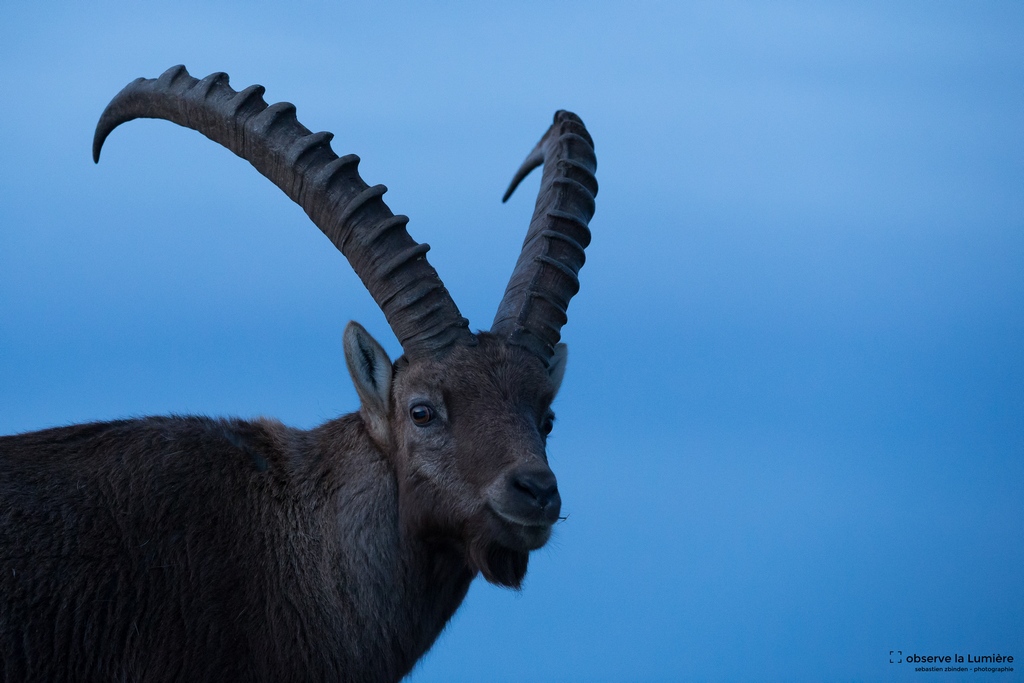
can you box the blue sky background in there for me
[1,2,1021,680]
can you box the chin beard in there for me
[469,542,530,589]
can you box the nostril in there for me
[512,477,536,498]
[511,469,559,508]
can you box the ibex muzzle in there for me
[1,65,596,681]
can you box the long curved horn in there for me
[491,111,598,365]
[93,65,473,358]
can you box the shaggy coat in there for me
[0,336,561,682]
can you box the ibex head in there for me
[93,65,596,588]
[348,327,567,586]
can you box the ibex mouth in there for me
[486,504,554,551]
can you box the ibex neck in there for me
[309,415,475,681]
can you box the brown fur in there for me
[0,334,562,682]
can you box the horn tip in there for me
[92,120,111,163]
[503,145,545,204]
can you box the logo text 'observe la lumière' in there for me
[890,650,1014,668]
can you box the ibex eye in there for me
[410,404,434,426]
[541,414,555,436]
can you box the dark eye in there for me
[410,404,434,426]
[541,414,555,436]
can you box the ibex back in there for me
[0,66,596,682]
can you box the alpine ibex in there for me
[0,66,596,682]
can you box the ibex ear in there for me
[343,321,393,445]
[548,343,568,397]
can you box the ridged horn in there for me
[93,65,473,358]
[492,111,597,365]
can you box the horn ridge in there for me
[93,65,472,358]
